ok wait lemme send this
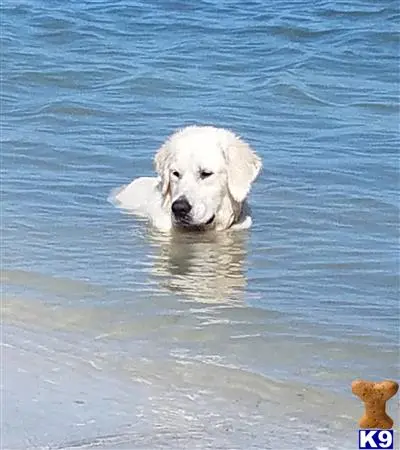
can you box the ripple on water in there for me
[2,0,399,448]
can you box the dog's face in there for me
[154,126,262,231]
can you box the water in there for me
[2,1,399,449]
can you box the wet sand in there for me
[3,295,384,450]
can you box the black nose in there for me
[171,197,192,218]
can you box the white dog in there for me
[111,125,262,232]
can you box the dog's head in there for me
[154,126,262,231]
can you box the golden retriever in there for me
[111,125,262,232]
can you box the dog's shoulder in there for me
[110,177,172,231]
[110,177,158,211]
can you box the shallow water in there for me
[2,0,399,448]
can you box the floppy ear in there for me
[154,143,170,196]
[224,136,262,202]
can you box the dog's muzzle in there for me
[171,196,215,229]
[171,196,192,219]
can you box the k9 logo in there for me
[358,430,394,449]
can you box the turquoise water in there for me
[2,1,399,449]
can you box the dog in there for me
[111,125,262,232]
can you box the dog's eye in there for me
[172,170,180,178]
[200,170,213,179]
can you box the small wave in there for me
[350,102,399,113]
[320,6,388,18]
[37,102,111,118]
[2,269,105,298]
[268,78,339,106]
[268,24,338,40]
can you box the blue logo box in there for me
[358,430,394,449]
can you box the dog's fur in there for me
[111,125,262,232]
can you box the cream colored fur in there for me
[111,125,262,232]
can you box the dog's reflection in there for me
[148,230,248,304]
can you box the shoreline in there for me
[3,297,370,450]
